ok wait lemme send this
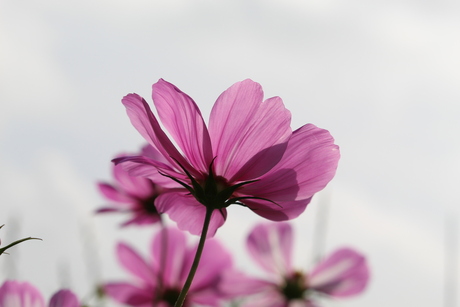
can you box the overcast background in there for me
[1,0,460,306]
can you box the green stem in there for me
[0,237,42,255]
[174,208,213,307]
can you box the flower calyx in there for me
[160,158,279,210]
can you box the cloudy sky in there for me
[1,0,459,306]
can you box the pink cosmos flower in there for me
[0,280,79,307]
[116,79,340,236]
[97,145,172,226]
[225,222,370,306]
[104,227,236,307]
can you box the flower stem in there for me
[0,237,42,255]
[174,208,213,307]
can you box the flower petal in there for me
[152,79,213,172]
[113,155,186,188]
[239,291,286,307]
[245,198,312,222]
[116,243,155,285]
[155,192,227,237]
[103,282,152,306]
[309,248,370,297]
[219,271,275,297]
[209,79,291,181]
[122,93,199,177]
[120,213,161,227]
[48,289,79,307]
[246,222,293,275]
[97,183,134,204]
[0,280,45,307]
[243,124,339,201]
[188,239,233,291]
[150,227,187,287]
[112,161,154,199]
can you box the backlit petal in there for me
[244,124,339,200]
[155,192,227,237]
[152,79,213,172]
[188,239,233,290]
[245,198,312,221]
[122,93,198,177]
[103,282,152,306]
[48,290,79,307]
[246,222,293,275]
[0,280,45,307]
[151,227,187,287]
[209,80,291,181]
[309,248,369,297]
[97,183,133,203]
[116,243,155,285]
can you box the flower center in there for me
[161,158,278,211]
[280,271,308,301]
[158,288,186,306]
[141,194,159,214]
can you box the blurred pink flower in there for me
[225,222,370,306]
[97,145,171,226]
[116,79,340,236]
[104,227,236,307]
[0,280,79,307]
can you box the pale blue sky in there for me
[1,0,460,306]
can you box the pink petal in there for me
[0,280,45,307]
[116,243,155,285]
[113,155,186,188]
[309,248,370,297]
[103,282,152,306]
[112,162,154,199]
[219,271,275,297]
[122,93,199,177]
[244,198,312,222]
[152,79,213,173]
[120,213,161,227]
[239,291,286,307]
[187,239,233,291]
[155,192,227,237]
[97,183,133,204]
[246,222,293,275]
[150,227,187,287]
[48,289,79,307]
[208,79,291,181]
[140,143,169,164]
[242,124,339,201]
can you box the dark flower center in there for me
[280,271,308,301]
[159,288,184,306]
[141,194,159,214]
[160,158,279,211]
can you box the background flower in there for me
[0,280,79,307]
[227,222,370,306]
[104,227,237,307]
[97,144,172,226]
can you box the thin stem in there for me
[0,237,42,255]
[174,208,213,307]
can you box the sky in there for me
[1,0,460,306]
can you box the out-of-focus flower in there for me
[225,222,370,306]
[0,280,79,307]
[0,224,41,256]
[115,79,340,236]
[104,227,236,306]
[97,145,171,226]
